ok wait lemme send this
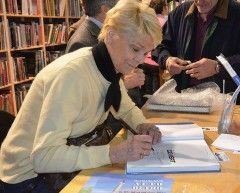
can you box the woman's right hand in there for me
[123,68,145,89]
[109,135,153,163]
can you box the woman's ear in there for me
[106,30,119,44]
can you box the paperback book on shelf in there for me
[126,123,220,174]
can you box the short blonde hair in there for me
[98,0,162,47]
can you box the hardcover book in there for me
[146,103,211,114]
[126,123,220,174]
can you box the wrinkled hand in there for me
[185,58,218,79]
[166,57,189,75]
[109,135,153,163]
[123,68,145,89]
[136,123,162,145]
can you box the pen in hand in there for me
[119,119,154,151]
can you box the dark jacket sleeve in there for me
[218,0,240,80]
[151,8,180,69]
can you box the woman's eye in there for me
[132,47,139,52]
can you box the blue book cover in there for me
[79,173,173,193]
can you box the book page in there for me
[156,123,204,141]
[127,140,219,173]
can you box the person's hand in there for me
[166,57,189,75]
[229,120,240,135]
[123,68,145,89]
[185,58,219,79]
[136,123,161,145]
[109,135,153,163]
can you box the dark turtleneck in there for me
[92,41,122,112]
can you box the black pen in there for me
[120,119,154,151]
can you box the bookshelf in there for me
[0,0,82,115]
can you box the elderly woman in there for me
[0,0,162,192]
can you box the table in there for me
[61,108,240,193]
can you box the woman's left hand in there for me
[136,123,161,144]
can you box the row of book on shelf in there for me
[10,21,67,48]
[0,92,13,113]
[15,83,31,111]
[0,50,65,87]
[0,21,68,49]
[68,0,82,17]
[44,0,66,16]
[0,50,44,86]
[0,22,6,50]
[44,23,67,45]
[9,21,41,49]
[12,50,45,81]
[0,59,10,86]
[5,0,40,15]
[0,49,64,112]
[3,0,82,17]
[44,0,82,17]
[0,83,31,113]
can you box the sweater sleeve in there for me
[31,68,111,173]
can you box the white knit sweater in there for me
[0,47,146,183]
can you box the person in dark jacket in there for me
[152,0,240,100]
[66,0,117,53]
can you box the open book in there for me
[126,123,220,174]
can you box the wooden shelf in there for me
[0,49,7,53]
[6,14,41,18]
[43,16,66,19]
[14,77,35,85]
[45,43,67,47]
[10,45,44,51]
[0,83,12,90]
[68,17,81,19]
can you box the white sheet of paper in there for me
[212,134,240,151]
[156,123,204,141]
